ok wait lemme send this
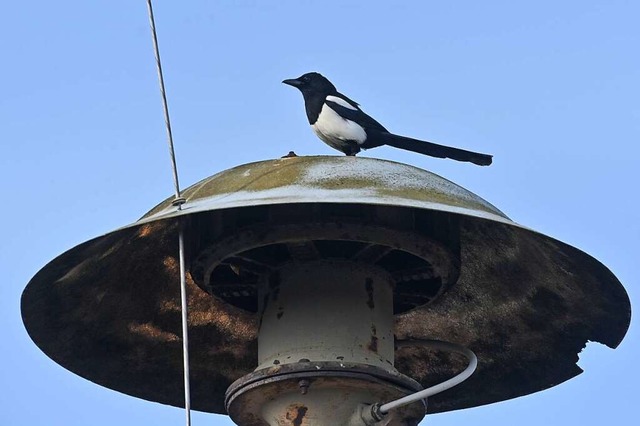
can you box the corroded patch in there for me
[285,404,308,426]
[365,278,375,309]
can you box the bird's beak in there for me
[282,78,302,87]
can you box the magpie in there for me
[283,72,493,166]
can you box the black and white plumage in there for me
[283,72,493,166]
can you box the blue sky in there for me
[1,1,638,425]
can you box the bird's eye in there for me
[302,76,310,82]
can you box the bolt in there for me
[298,379,310,395]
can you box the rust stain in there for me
[368,335,379,353]
[162,255,178,270]
[368,324,378,353]
[285,404,308,426]
[267,365,283,374]
[136,224,154,237]
[365,278,374,309]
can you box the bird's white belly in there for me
[311,103,366,151]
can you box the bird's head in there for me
[283,72,336,96]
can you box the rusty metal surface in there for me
[225,362,425,425]
[21,156,631,415]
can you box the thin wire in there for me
[145,2,191,426]
[146,0,181,200]
[178,228,191,425]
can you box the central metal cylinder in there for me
[257,260,395,371]
[226,259,426,425]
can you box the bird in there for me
[283,72,493,166]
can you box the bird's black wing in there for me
[324,99,389,133]
[324,99,390,149]
[330,92,360,108]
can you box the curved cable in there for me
[378,340,477,415]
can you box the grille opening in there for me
[190,205,460,314]
[203,239,450,314]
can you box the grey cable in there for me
[146,0,181,200]
[145,2,190,426]
[178,228,191,426]
[378,340,477,415]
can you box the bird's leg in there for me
[343,142,360,156]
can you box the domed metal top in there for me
[21,156,630,415]
[140,155,508,225]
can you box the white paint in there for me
[326,95,358,110]
[311,103,367,151]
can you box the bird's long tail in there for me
[378,132,493,166]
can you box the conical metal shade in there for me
[21,156,630,415]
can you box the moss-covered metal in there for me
[142,156,507,224]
